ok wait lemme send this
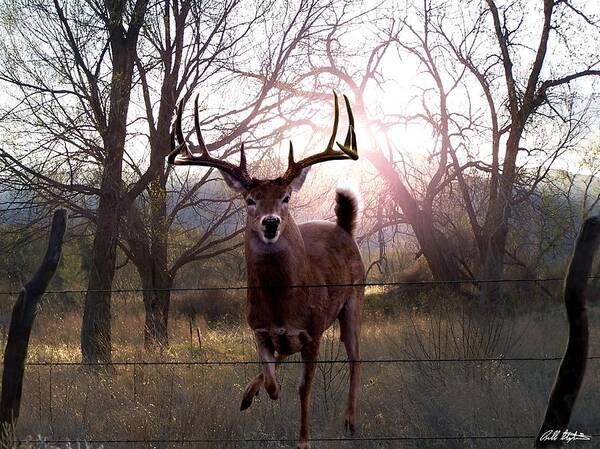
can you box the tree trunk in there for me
[1,210,66,445]
[126,169,173,350]
[80,13,147,363]
[413,212,465,281]
[80,191,119,364]
[146,179,171,348]
[478,129,521,300]
[478,202,509,301]
[365,150,465,282]
[138,264,173,349]
[143,289,172,348]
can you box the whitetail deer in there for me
[167,93,365,449]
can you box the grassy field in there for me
[4,285,600,449]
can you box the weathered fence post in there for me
[535,216,600,448]
[0,209,66,447]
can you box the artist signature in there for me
[539,429,591,443]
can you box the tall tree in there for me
[76,0,150,364]
[264,0,600,294]
[0,0,151,363]
[123,0,267,348]
[121,0,345,347]
[389,0,600,295]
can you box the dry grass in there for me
[3,288,600,449]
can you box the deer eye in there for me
[282,196,290,204]
[246,198,256,206]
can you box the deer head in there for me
[167,92,358,244]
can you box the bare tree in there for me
[124,0,346,348]
[122,0,265,348]
[260,0,600,294]
[77,0,151,364]
[0,0,153,363]
[440,0,600,298]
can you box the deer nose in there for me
[262,216,281,231]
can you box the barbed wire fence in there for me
[16,434,600,446]
[1,212,600,447]
[1,276,599,447]
[0,275,594,296]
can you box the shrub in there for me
[171,289,244,325]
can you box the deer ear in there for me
[220,171,247,194]
[289,167,311,191]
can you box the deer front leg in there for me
[241,352,288,410]
[253,331,280,400]
[297,339,320,449]
[240,372,263,410]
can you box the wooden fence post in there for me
[0,209,67,447]
[535,216,600,448]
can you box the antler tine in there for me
[288,141,295,165]
[165,96,252,188]
[337,94,358,158]
[167,126,178,164]
[240,143,247,171]
[325,90,340,152]
[174,99,184,144]
[283,91,359,183]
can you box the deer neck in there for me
[245,217,309,288]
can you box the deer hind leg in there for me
[338,295,362,435]
[297,339,320,449]
[240,353,287,410]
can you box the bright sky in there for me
[228,0,600,184]
[1,0,600,184]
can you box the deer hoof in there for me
[240,397,252,411]
[240,389,261,410]
[344,416,356,435]
[240,375,263,410]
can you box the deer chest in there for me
[253,326,313,356]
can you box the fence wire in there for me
[6,275,600,446]
[20,434,600,444]
[1,275,597,296]
[12,355,600,367]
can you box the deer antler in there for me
[282,91,358,183]
[166,94,252,189]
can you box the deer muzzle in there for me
[261,215,281,242]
